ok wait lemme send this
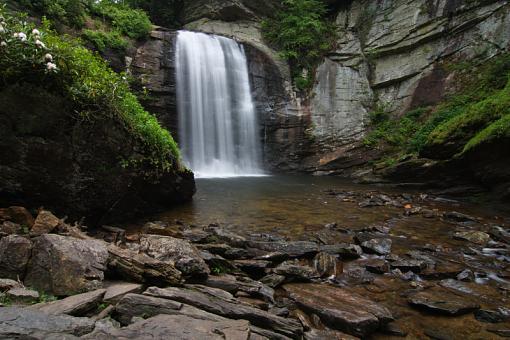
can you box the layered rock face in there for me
[0,84,195,224]
[132,0,510,175]
[308,0,510,172]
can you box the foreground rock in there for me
[408,288,480,316]
[0,234,32,280]
[24,234,108,296]
[0,307,95,338]
[144,285,303,338]
[140,234,209,280]
[284,283,393,337]
[31,289,106,316]
[85,314,251,339]
[107,245,182,286]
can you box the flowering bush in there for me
[0,7,181,171]
[0,10,57,85]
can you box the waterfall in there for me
[175,30,265,178]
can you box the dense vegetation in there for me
[364,53,510,163]
[262,0,336,91]
[0,7,180,171]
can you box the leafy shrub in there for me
[18,0,91,27]
[0,8,180,171]
[82,29,127,52]
[262,0,336,91]
[92,2,152,40]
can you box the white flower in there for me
[32,28,40,36]
[0,41,6,47]
[35,39,46,48]
[0,25,5,34]
[44,53,53,62]
[46,62,57,72]
[15,32,27,41]
[13,32,18,38]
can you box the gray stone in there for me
[25,234,108,296]
[31,289,106,316]
[319,243,362,259]
[361,238,392,255]
[6,287,39,303]
[84,314,251,339]
[144,285,303,338]
[0,278,23,291]
[284,283,393,337]
[274,261,320,282]
[246,241,319,258]
[453,231,491,245]
[204,274,275,303]
[0,307,95,338]
[260,274,286,288]
[0,234,32,280]
[139,234,210,279]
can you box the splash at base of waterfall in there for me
[176,30,265,178]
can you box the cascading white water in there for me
[176,30,264,178]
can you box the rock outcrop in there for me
[0,83,195,224]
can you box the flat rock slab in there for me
[31,289,106,316]
[0,307,95,338]
[246,241,319,258]
[84,314,251,340]
[408,288,480,316]
[144,285,303,338]
[283,283,393,337]
[103,282,143,304]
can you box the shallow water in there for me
[142,175,510,339]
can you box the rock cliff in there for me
[130,0,510,191]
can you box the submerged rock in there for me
[283,283,393,337]
[24,234,108,296]
[453,231,491,245]
[408,288,480,316]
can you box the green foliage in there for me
[262,0,336,91]
[364,53,510,162]
[82,29,127,52]
[37,291,57,303]
[0,8,181,172]
[124,0,184,29]
[92,1,152,40]
[18,0,92,27]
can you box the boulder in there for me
[84,314,251,339]
[0,234,32,280]
[140,234,209,279]
[283,283,393,337]
[0,221,23,236]
[30,210,61,236]
[0,307,95,338]
[408,288,480,315]
[144,285,303,338]
[31,289,106,316]
[24,234,108,296]
[106,245,182,286]
[1,206,34,227]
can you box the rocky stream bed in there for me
[0,185,509,339]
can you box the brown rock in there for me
[0,235,32,280]
[408,288,480,315]
[30,210,61,236]
[283,283,393,337]
[313,252,341,278]
[103,282,143,304]
[5,206,34,228]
